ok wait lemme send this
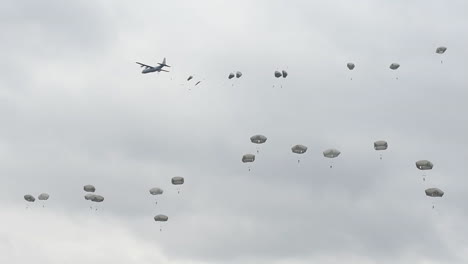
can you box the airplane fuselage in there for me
[142,66,163,74]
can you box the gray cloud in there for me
[0,0,467,263]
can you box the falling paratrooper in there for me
[149,187,164,205]
[425,188,444,209]
[436,46,447,64]
[374,140,388,160]
[416,160,433,182]
[38,193,50,208]
[172,177,184,194]
[347,63,355,80]
[250,134,267,153]
[291,144,307,163]
[154,214,169,231]
[323,148,341,168]
[242,154,255,171]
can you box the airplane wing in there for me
[136,62,152,68]
[159,69,170,72]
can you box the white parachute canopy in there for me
[242,154,255,163]
[436,46,447,54]
[274,71,282,78]
[416,160,433,170]
[154,214,169,222]
[38,193,50,200]
[374,140,388,150]
[149,187,164,195]
[83,185,96,192]
[389,63,400,70]
[425,188,444,197]
[347,63,355,70]
[24,194,35,202]
[250,135,267,144]
[323,148,341,158]
[282,70,288,78]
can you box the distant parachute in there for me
[150,187,164,195]
[24,194,35,202]
[83,185,96,192]
[436,46,447,54]
[347,63,355,70]
[436,46,447,63]
[195,81,201,86]
[172,177,184,194]
[38,193,49,200]
[323,148,341,168]
[425,188,444,197]
[250,135,267,153]
[84,193,95,200]
[291,145,307,163]
[274,71,282,78]
[91,195,104,203]
[242,154,255,163]
[187,75,193,81]
[416,160,433,170]
[374,140,388,160]
[228,73,235,79]
[282,70,288,78]
[236,71,242,78]
[154,214,169,231]
[416,160,433,182]
[389,63,400,70]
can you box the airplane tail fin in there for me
[158,57,171,67]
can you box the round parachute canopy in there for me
[172,177,184,185]
[236,71,242,78]
[38,193,50,201]
[389,63,400,70]
[282,70,288,78]
[228,73,235,79]
[323,148,341,158]
[84,193,95,200]
[154,214,169,222]
[425,188,444,197]
[347,63,355,70]
[374,140,388,151]
[291,145,307,154]
[274,71,282,78]
[91,195,104,203]
[250,135,267,144]
[436,46,447,54]
[187,75,193,81]
[242,154,255,163]
[150,187,164,195]
[24,194,35,202]
[83,185,95,192]
[416,160,433,170]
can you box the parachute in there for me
[436,47,447,54]
[250,135,267,144]
[84,193,95,200]
[274,71,282,78]
[389,63,400,70]
[154,214,169,231]
[91,195,104,203]
[416,160,433,170]
[236,71,242,78]
[291,145,307,163]
[38,193,49,200]
[436,46,447,63]
[282,70,288,78]
[242,154,255,163]
[172,177,184,194]
[374,140,388,159]
[187,75,193,81]
[150,187,164,195]
[323,148,341,168]
[347,63,355,70]
[228,73,235,79]
[24,194,35,202]
[83,185,95,192]
[425,188,444,197]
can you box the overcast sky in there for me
[1,0,468,263]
